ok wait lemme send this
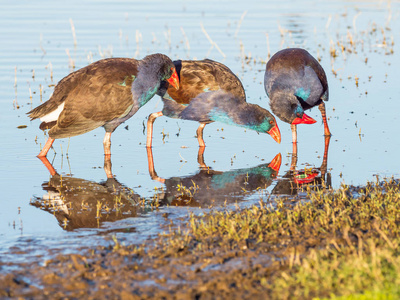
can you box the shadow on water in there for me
[273,135,332,196]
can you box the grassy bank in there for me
[1,178,400,299]
[147,178,400,299]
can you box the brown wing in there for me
[32,58,138,138]
[167,59,245,105]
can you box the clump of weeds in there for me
[149,177,400,299]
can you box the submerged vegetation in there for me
[2,178,400,299]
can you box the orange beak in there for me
[167,68,179,90]
[268,153,282,172]
[267,123,281,144]
[292,113,316,125]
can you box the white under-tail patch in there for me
[40,103,65,122]
[42,191,69,215]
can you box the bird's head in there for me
[142,54,180,90]
[163,66,179,90]
[269,90,316,125]
[250,107,281,144]
[290,103,316,125]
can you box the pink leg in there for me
[319,102,331,136]
[196,123,206,147]
[146,111,163,148]
[38,137,55,157]
[37,156,57,176]
[103,132,112,156]
[291,124,297,144]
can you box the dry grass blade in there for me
[200,22,226,58]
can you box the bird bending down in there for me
[28,53,179,158]
[264,48,331,148]
[178,90,280,142]
[146,59,281,148]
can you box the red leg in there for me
[103,132,112,156]
[146,111,163,148]
[196,123,206,147]
[290,124,298,171]
[38,137,55,157]
[37,156,57,175]
[320,135,331,178]
[318,102,331,136]
[146,147,165,183]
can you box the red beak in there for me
[268,153,282,172]
[167,68,179,90]
[292,113,317,125]
[267,123,281,144]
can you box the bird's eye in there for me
[269,120,274,124]
[296,113,301,117]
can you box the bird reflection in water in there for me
[33,146,281,230]
[31,156,141,231]
[272,136,331,195]
[146,147,282,207]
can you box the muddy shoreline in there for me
[1,178,400,299]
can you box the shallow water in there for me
[0,0,399,268]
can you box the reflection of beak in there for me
[293,171,319,184]
[268,153,282,172]
[167,68,179,90]
[292,113,317,125]
[267,123,281,144]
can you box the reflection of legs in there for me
[197,146,208,169]
[146,147,165,183]
[318,102,331,136]
[38,137,55,157]
[104,154,113,179]
[196,123,206,147]
[290,144,298,171]
[320,135,331,179]
[290,124,298,171]
[37,156,57,176]
[146,111,163,148]
[103,131,113,178]
[103,132,112,156]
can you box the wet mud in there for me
[2,177,399,299]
